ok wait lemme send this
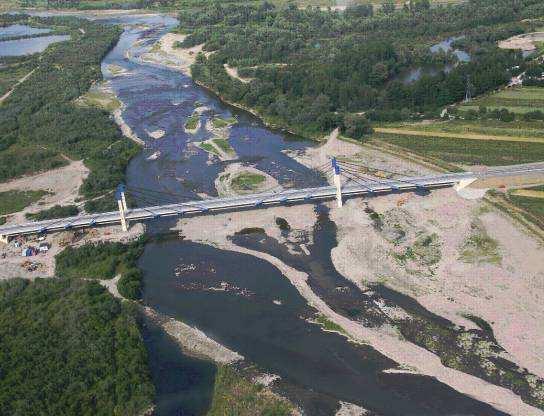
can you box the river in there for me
[27,11,506,416]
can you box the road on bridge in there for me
[1,163,543,241]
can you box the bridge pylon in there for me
[116,184,129,232]
[332,158,343,207]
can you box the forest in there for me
[0,14,138,213]
[55,237,147,300]
[180,0,544,138]
[0,278,155,415]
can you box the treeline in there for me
[55,237,147,300]
[0,278,154,415]
[0,14,138,212]
[180,1,541,138]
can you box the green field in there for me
[506,185,544,230]
[392,119,544,140]
[371,132,544,166]
[460,87,544,114]
[0,189,48,215]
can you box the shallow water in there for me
[0,34,70,56]
[0,24,51,39]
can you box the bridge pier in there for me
[0,234,10,244]
[116,184,129,232]
[332,158,343,207]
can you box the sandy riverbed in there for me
[173,200,543,416]
[141,33,205,76]
[0,160,89,225]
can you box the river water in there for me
[28,12,506,415]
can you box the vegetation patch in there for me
[275,217,290,231]
[55,237,146,300]
[0,189,48,215]
[207,365,293,416]
[185,114,200,130]
[314,313,347,335]
[212,137,235,155]
[211,116,236,129]
[76,87,121,112]
[505,185,544,230]
[235,227,265,235]
[0,216,6,225]
[26,204,79,221]
[0,278,154,415]
[459,220,502,264]
[231,172,266,191]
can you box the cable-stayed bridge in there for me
[1,160,543,242]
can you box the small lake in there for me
[0,24,51,39]
[0,34,70,57]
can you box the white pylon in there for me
[332,158,343,207]
[118,199,128,232]
[116,184,129,232]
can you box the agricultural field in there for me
[460,87,544,114]
[506,185,544,229]
[372,86,544,167]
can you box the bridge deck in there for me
[1,164,543,239]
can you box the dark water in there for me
[140,239,505,416]
[0,34,70,56]
[144,318,217,416]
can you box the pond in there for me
[0,24,51,39]
[0,34,70,57]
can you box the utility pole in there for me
[332,158,343,208]
[116,184,129,232]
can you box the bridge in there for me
[1,160,543,243]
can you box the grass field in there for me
[505,185,544,230]
[374,127,544,144]
[459,87,544,114]
[371,132,544,166]
[0,190,48,216]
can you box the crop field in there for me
[504,185,544,230]
[371,132,544,166]
[374,127,544,144]
[387,119,544,140]
[460,87,544,114]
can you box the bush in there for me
[26,204,79,221]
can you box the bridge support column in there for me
[116,184,129,232]
[118,200,129,232]
[332,158,343,207]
